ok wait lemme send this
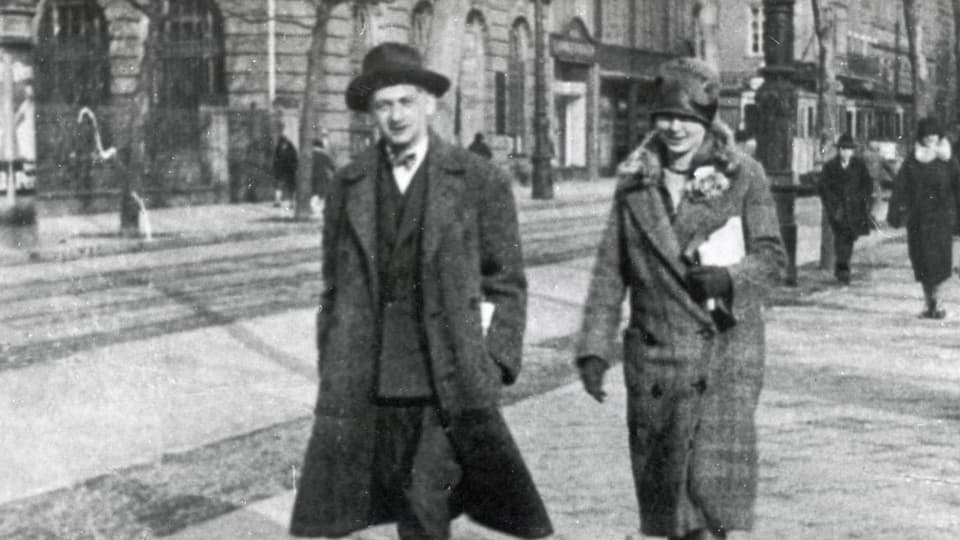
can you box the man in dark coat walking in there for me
[819,132,874,284]
[467,132,493,159]
[290,42,552,540]
[273,120,299,208]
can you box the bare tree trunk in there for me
[903,0,922,133]
[953,0,960,122]
[693,0,720,70]
[293,2,336,220]
[812,0,839,270]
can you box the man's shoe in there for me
[920,306,947,319]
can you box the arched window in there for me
[455,10,487,146]
[509,18,532,149]
[158,0,226,109]
[410,1,433,53]
[36,0,111,105]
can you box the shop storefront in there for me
[550,20,596,181]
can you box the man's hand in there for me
[685,265,733,303]
[577,355,608,403]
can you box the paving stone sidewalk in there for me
[0,180,617,265]
[172,225,960,539]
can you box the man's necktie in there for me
[391,152,417,171]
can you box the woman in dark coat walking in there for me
[887,117,960,318]
[576,57,785,540]
[819,132,875,284]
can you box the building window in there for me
[456,10,488,146]
[158,0,226,109]
[36,0,111,105]
[495,71,507,135]
[509,18,531,145]
[410,1,432,53]
[748,5,764,57]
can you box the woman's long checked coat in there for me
[577,122,786,537]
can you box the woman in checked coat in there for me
[575,57,785,540]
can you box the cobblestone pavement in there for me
[6,185,958,539]
[170,237,960,540]
[0,192,611,373]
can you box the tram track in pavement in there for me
[0,207,608,373]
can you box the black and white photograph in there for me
[1,0,959,538]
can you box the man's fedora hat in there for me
[346,42,451,111]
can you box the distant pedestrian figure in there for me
[576,57,786,540]
[309,131,335,210]
[467,132,493,159]
[733,128,757,157]
[273,121,298,208]
[819,132,874,284]
[887,117,960,319]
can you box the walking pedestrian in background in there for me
[575,57,785,540]
[290,42,552,540]
[309,130,335,213]
[272,120,298,208]
[467,132,493,159]
[733,129,756,158]
[886,117,960,319]
[818,132,875,284]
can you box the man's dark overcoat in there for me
[290,133,552,539]
[577,123,785,537]
[819,155,874,237]
[887,140,960,285]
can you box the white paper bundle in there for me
[697,216,745,267]
[697,216,745,312]
[481,301,495,337]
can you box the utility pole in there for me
[531,0,553,200]
[756,0,800,285]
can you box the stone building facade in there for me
[715,0,956,175]
[29,0,697,214]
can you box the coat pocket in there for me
[623,327,700,435]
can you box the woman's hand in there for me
[577,356,608,403]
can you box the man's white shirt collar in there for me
[388,136,429,195]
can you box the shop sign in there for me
[550,34,595,64]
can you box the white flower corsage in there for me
[685,165,731,201]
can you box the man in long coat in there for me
[576,57,785,540]
[887,117,960,318]
[819,132,874,284]
[290,42,552,540]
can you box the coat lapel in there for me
[422,134,466,263]
[622,186,687,283]
[342,148,380,308]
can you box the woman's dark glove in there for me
[685,265,733,303]
[577,355,608,403]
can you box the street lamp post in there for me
[531,0,553,200]
[756,0,801,285]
